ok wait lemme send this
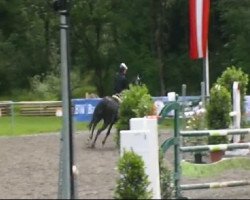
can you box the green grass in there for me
[181,157,250,178]
[0,115,177,137]
[0,116,88,137]
[158,117,177,129]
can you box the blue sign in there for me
[72,98,101,122]
[72,96,201,122]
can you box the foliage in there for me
[206,84,231,144]
[217,66,248,98]
[115,84,155,146]
[29,74,60,100]
[28,69,98,100]
[2,1,250,98]
[185,107,208,146]
[114,150,153,199]
[184,105,208,162]
[208,135,228,145]
[159,149,173,199]
[186,107,206,131]
[0,0,58,97]
[216,65,249,127]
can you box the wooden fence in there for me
[0,101,12,116]
[0,101,63,117]
[18,101,62,116]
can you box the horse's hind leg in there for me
[91,123,108,148]
[89,121,98,141]
[102,123,114,147]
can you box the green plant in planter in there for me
[216,66,249,140]
[206,84,231,144]
[217,66,248,122]
[114,150,153,199]
[208,135,228,145]
[115,84,155,147]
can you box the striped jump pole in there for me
[181,180,250,190]
[180,142,250,153]
[180,128,250,137]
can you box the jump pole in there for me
[181,180,250,190]
[180,142,250,153]
[180,128,250,137]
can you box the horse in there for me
[87,75,142,148]
[88,94,122,148]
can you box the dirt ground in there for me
[0,129,250,199]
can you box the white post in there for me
[168,92,176,116]
[120,118,161,199]
[233,82,241,143]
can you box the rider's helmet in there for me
[120,63,128,70]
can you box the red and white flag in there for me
[189,0,210,59]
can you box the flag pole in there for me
[203,44,209,99]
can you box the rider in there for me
[114,63,129,94]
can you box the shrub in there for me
[159,149,173,199]
[206,84,231,144]
[217,65,249,127]
[29,74,60,100]
[28,70,97,100]
[115,84,155,146]
[114,150,153,199]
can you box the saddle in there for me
[111,94,122,104]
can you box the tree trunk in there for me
[151,0,166,96]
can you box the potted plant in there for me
[206,84,231,162]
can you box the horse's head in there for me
[132,74,142,86]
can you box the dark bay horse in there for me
[88,94,121,148]
[88,76,142,148]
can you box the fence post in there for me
[120,117,161,199]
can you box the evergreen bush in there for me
[114,150,153,199]
[217,65,248,127]
[115,84,155,146]
[206,84,231,144]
